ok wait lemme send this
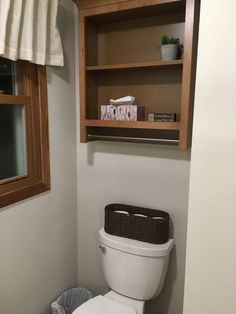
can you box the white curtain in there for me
[0,0,63,66]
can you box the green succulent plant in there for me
[161,34,180,45]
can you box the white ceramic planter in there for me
[160,44,178,61]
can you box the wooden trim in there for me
[87,60,183,72]
[75,0,131,10]
[0,95,30,104]
[38,66,50,187]
[79,13,87,142]
[0,61,50,208]
[77,0,184,11]
[81,0,184,18]
[179,0,199,150]
[77,0,198,149]
[84,119,180,130]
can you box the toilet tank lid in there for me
[99,228,174,257]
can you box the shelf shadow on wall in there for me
[86,141,191,166]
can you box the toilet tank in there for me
[99,228,174,301]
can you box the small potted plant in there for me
[160,34,182,61]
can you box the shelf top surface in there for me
[79,0,185,10]
[83,0,186,23]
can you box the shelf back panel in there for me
[86,12,185,66]
[86,68,182,120]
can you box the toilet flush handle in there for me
[99,245,106,253]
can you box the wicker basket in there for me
[104,204,169,244]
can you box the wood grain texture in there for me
[77,0,184,11]
[84,119,180,130]
[179,0,199,150]
[77,0,199,147]
[87,60,183,71]
[0,61,50,208]
[75,0,130,10]
[78,13,87,142]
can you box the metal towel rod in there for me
[87,134,179,144]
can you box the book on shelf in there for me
[148,113,176,122]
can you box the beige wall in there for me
[74,2,191,313]
[6,1,236,314]
[183,1,236,313]
[76,142,191,314]
[0,2,77,314]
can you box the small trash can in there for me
[51,287,93,314]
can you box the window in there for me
[0,57,50,208]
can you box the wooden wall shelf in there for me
[84,119,180,130]
[87,60,183,72]
[77,0,200,149]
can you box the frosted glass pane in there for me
[0,104,26,180]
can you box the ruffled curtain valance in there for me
[0,0,63,66]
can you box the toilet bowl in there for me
[74,293,138,314]
[73,228,174,314]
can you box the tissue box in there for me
[101,105,145,121]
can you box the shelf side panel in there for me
[79,13,87,142]
[179,0,200,149]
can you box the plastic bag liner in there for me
[51,287,93,314]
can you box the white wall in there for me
[74,2,192,313]
[0,2,77,314]
[183,1,236,313]
[75,8,192,306]
[77,142,191,314]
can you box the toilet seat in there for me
[72,295,136,314]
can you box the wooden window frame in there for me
[0,61,50,208]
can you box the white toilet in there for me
[73,228,174,314]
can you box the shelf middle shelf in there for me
[87,60,183,72]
